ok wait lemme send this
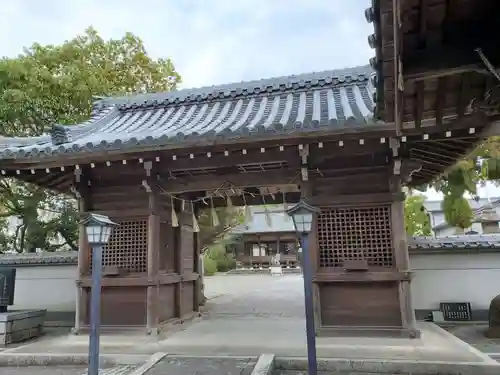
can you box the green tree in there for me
[0,27,181,252]
[198,207,244,252]
[418,156,481,229]
[404,194,432,236]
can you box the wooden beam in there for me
[202,192,302,209]
[393,0,403,135]
[435,77,446,127]
[412,145,460,161]
[165,148,299,171]
[403,46,496,82]
[157,169,300,193]
[481,119,500,137]
[414,81,424,128]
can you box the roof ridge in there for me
[96,65,373,111]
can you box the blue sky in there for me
[2,0,498,200]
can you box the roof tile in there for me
[0,66,380,160]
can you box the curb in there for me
[275,357,500,375]
[0,353,151,367]
[429,323,499,365]
[128,352,167,375]
[251,354,275,375]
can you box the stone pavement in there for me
[444,324,500,355]
[0,365,137,375]
[144,357,256,375]
[0,274,499,374]
[0,367,87,375]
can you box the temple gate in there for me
[1,3,500,336]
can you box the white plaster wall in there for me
[8,252,500,316]
[11,265,77,312]
[410,252,500,311]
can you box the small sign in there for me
[440,302,472,321]
[0,268,16,309]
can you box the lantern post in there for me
[80,213,118,375]
[286,200,320,375]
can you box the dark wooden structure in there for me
[1,0,500,335]
[230,207,299,268]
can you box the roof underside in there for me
[366,0,500,125]
[0,66,379,161]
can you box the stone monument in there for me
[0,267,46,346]
[486,294,500,338]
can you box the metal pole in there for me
[88,244,102,375]
[300,233,317,375]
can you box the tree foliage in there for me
[198,208,244,251]
[404,194,432,236]
[408,135,500,230]
[0,27,236,252]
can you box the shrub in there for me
[215,254,236,272]
[203,256,218,276]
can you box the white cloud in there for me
[0,0,374,88]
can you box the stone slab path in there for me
[144,357,256,375]
[0,365,138,375]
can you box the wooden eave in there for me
[367,0,500,127]
[0,117,485,197]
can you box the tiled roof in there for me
[0,66,379,161]
[408,235,500,251]
[1,236,499,267]
[0,251,77,266]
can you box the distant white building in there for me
[425,198,500,237]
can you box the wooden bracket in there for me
[471,84,500,116]
[299,144,309,182]
[400,160,422,183]
[141,179,152,193]
[144,161,153,177]
[393,159,402,175]
[74,168,82,183]
[389,138,400,157]
[70,186,82,199]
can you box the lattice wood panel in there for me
[90,220,148,273]
[317,206,394,268]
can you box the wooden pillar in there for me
[193,205,201,312]
[146,163,160,335]
[73,168,91,334]
[173,199,183,319]
[257,235,262,267]
[390,176,418,338]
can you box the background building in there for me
[425,198,500,236]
